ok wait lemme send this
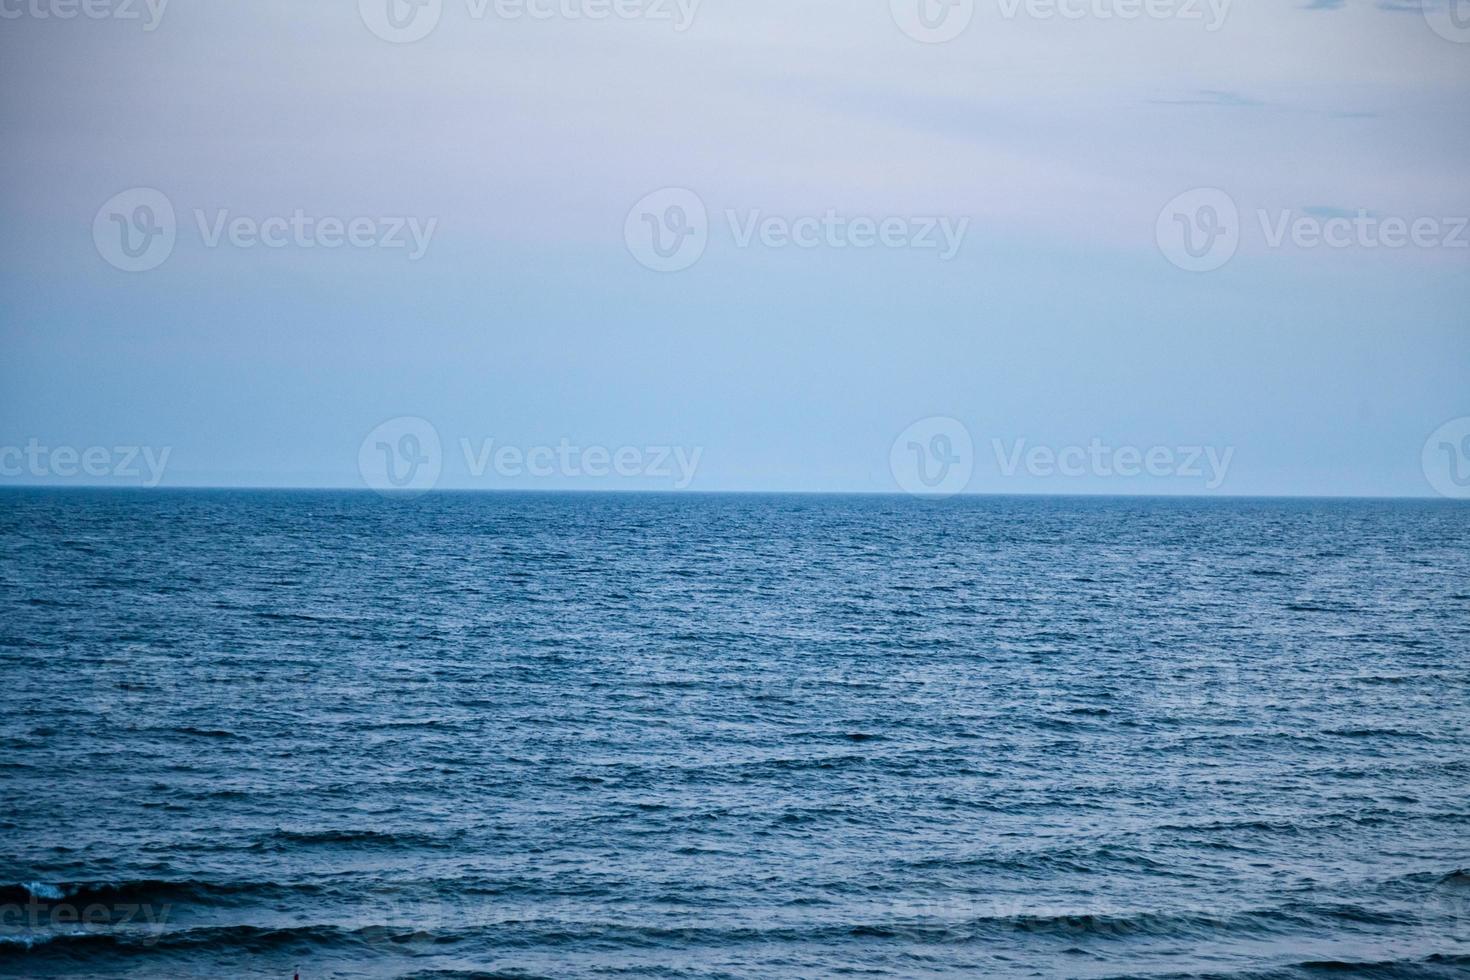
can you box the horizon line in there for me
[0,484,1460,503]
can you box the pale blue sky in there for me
[1,1,1466,494]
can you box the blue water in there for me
[2,489,1468,979]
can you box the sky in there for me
[0,0,1467,496]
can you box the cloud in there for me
[1148,89,1377,119]
[1148,89,1267,108]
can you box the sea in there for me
[1,489,1468,979]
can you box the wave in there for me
[0,924,356,958]
[1094,954,1470,980]
[3,903,1466,968]
[1284,602,1357,613]
[896,844,1188,878]
[1291,954,1470,978]
[399,973,556,980]
[1322,727,1436,741]
[0,878,316,908]
[251,828,464,851]
[0,910,1252,955]
[2,881,66,902]
[171,726,247,739]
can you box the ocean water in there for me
[2,489,1468,980]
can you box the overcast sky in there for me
[1,0,1467,495]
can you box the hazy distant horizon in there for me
[2,483,1466,502]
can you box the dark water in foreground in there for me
[2,490,1468,979]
